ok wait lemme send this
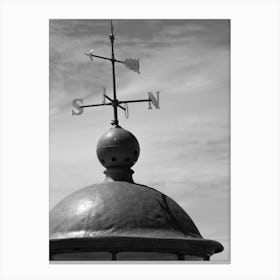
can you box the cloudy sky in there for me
[49,19,230,261]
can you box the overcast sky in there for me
[49,19,230,261]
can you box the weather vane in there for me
[72,20,160,126]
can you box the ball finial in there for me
[96,126,140,172]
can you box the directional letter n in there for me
[148,92,160,109]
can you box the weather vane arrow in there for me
[73,20,160,126]
[84,52,140,74]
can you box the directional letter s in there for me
[72,99,84,116]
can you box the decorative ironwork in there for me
[72,20,160,126]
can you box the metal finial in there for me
[109,20,115,43]
[110,20,114,35]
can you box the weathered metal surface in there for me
[50,181,201,240]
[96,126,140,169]
[49,181,223,259]
[50,182,196,239]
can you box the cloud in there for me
[49,19,229,115]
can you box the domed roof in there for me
[50,181,200,240]
[50,181,223,258]
[50,126,223,259]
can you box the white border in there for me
[1,0,279,279]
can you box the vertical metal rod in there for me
[110,20,118,126]
[178,253,185,260]
[112,251,117,260]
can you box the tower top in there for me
[71,20,160,181]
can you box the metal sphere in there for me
[96,126,140,169]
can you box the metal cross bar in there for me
[118,99,150,105]
[85,53,125,65]
[103,94,126,111]
[103,94,113,102]
[81,103,112,108]
[80,98,151,109]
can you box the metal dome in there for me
[50,181,223,260]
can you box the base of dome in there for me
[50,236,223,261]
